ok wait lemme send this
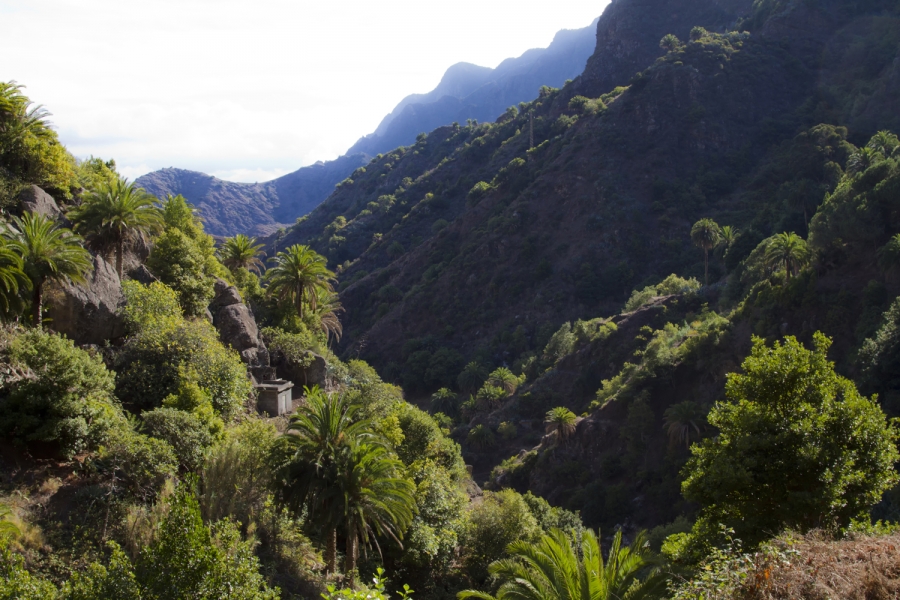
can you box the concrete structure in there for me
[256,379,294,417]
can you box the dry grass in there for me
[738,531,900,600]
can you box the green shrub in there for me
[0,328,127,459]
[498,421,517,440]
[462,489,541,582]
[542,322,575,363]
[201,419,279,525]
[0,537,58,598]
[141,407,215,472]
[137,486,279,598]
[91,430,178,502]
[118,283,252,419]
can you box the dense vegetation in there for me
[4,0,900,597]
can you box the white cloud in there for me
[1,0,610,179]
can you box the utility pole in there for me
[529,112,534,150]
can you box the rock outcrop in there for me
[15,185,62,218]
[45,255,126,345]
[209,279,269,367]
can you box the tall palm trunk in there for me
[344,523,359,587]
[325,527,337,574]
[31,280,43,327]
[704,249,709,286]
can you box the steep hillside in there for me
[135,154,367,237]
[277,0,900,376]
[346,19,600,157]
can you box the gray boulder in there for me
[127,264,158,285]
[210,279,243,312]
[45,255,126,344]
[210,284,269,367]
[215,304,259,352]
[16,185,62,218]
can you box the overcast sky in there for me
[1,0,608,182]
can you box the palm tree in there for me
[467,424,496,450]
[219,234,264,273]
[847,147,879,175]
[663,401,706,450]
[338,442,415,577]
[266,244,335,320]
[431,388,458,416]
[278,387,377,573]
[545,407,578,441]
[458,528,664,600]
[458,362,488,395]
[0,235,28,318]
[717,225,740,258]
[764,232,811,280]
[659,34,681,52]
[867,130,899,157]
[691,218,722,285]
[0,81,52,152]
[69,177,163,279]
[487,367,519,395]
[312,290,344,343]
[5,212,92,326]
[0,502,20,539]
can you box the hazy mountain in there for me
[135,154,367,237]
[346,18,601,157]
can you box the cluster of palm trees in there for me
[276,388,414,578]
[692,218,811,284]
[0,175,344,337]
[847,130,899,176]
[690,219,738,285]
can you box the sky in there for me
[1,0,609,183]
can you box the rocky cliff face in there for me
[576,0,753,96]
[135,154,367,237]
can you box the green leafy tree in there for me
[5,211,91,326]
[764,231,810,280]
[137,486,279,599]
[690,218,722,285]
[219,234,264,274]
[682,333,900,547]
[878,234,900,278]
[147,194,226,316]
[117,281,252,418]
[458,528,664,600]
[462,489,541,583]
[266,244,335,320]
[69,177,163,278]
[544,407,577,441]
